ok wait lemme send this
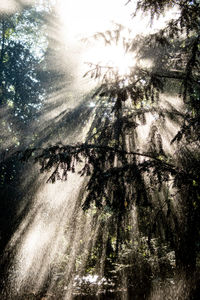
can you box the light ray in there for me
[0,1,186,299]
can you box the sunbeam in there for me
[0,0,199,299]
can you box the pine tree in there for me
[20,0,200,293]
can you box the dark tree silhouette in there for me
[7,0,200,298]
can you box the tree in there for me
[16,0,200,297]
[0,3,50,152]
[0,3,53,296]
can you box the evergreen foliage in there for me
[19,1,200,281]
[0,1,196,299]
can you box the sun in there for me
[56,0,140,75]
[56,0,179,84]
[106,45,135,76]
[83,39,136,78]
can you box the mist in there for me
[0,0,199,299]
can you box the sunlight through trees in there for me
[0,0,200,299]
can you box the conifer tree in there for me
[21,0,200,289]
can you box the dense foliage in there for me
[22,0,200,277]
[1,0,200,299]
[0,3,52,297]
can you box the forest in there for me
[0,0,200,299]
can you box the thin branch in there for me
[33,143,176,170]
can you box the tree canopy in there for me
[1,0,200,299]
